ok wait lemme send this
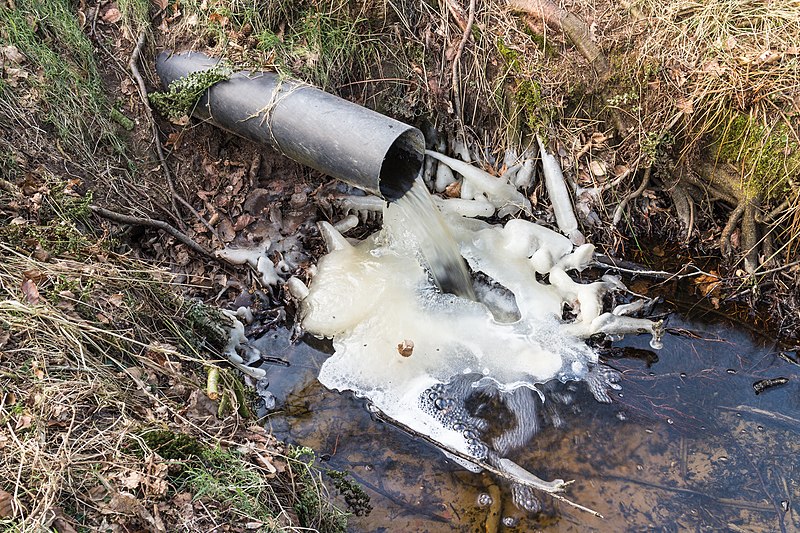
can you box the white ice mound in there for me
[299,206,662,458]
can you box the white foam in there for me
[300,185,662,462]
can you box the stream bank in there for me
[1,0,798,531]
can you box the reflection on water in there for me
[254,313,800,531]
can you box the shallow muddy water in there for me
[254,306,800,532]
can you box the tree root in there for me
[741,198,760,274]
[91,205,213,258]
[719,200,745,256]
[613,166,651,225]
[664,162,768,274]
[508,0,610,78]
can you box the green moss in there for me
[150,66,232,120]
[496,38,521,70]
[516,79,553,134]
[141,430,205,460]
[713,113,800,199]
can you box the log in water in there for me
[391,176,475,300]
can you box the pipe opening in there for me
[379,129,424,201]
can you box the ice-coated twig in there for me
[426,150,532,216]
[333,214,360,233]
[372,408,604,518]
[434,196,495,218]
[537,136,585,245]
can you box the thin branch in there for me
[613,165,652,225]
[593,254,710,281]
[128,30,185,230]
[374,410,603,517]
[452,0,476,124]
[90,205,212,258]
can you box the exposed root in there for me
[613,165,652,225]
[507,0,610,77]
[720,201,746,257]
[90,205,213,258]
[742,198,760,274]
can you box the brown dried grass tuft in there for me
[0,243,344,531]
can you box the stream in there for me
[254,299,800,531]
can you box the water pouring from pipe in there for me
[155,51,473,298]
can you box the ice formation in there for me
[296,153,663,512]
[296,179,662,482]
[537,137,585,245]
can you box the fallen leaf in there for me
[676,97,694,115]
[101,6,122,23]
[0,488,14,518]
[693,272,722,303]
[589,160,606,177]
[108,293,124,307]
[15,413,32,431]
[151,0,169,9]
[21,278,39,304]
[119,471,144,491]
[32,361,44,379]
[22,268,44,283]
[0,45,25,64]
[397,339,414,357]
[233,213,254,231]
[51,507,79,533]
[444,180,461,198]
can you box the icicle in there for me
[537,136,585,245]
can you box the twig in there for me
[753,259,800,277]
[612,165,652,225]
[451,0,476,124]
[374,409,603,517]
[720,201,746,256]
[601,474,776,513]
[90,205,212,258]
[128,30,185,230]
[718,405,800,427]
[593,254,709,282]
[174,194,222,244]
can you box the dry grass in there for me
[0,240,346,531]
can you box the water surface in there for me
[254,311,800,531]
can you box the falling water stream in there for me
[391,176,475,300]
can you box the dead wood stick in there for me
[452,0,477,124]
[128,31,182,223]
[373,409,603,517]
[90,205,212,258]
[508,0,609,77]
